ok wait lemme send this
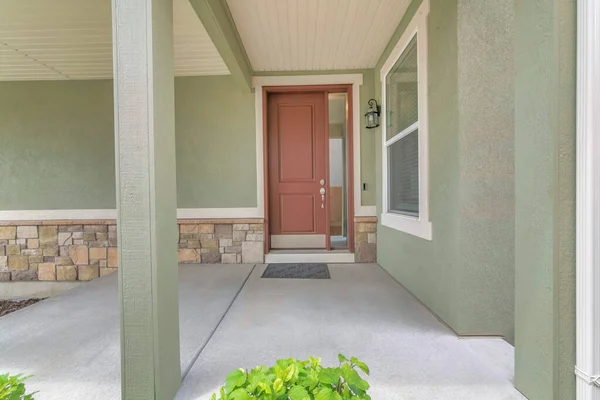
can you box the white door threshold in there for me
[265,251,355,264]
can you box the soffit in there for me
[226,0,411,72]
[0,0,229,81]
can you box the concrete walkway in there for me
[0,264,525,400]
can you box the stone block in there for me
[201,253,221,263]
[215,224,233,239]
[233,224,249,231]
[356,223,377,233]
[180,225,198,234]
[88,241,109,248]
[59,246,70,257]
[16,239,27,246]
[73,239,84,245]
[242,242,264,263]
[237,254,242,263]
[90,247,107,260]
[39,226,58,247]
[78,265,99,281]
[246,232,264,242]
[180,233,198,241]
[0,271,10,281]
[219,247,225,254]
[56,265,77,281]
[367,233,377,244]
[0,240,7,246]
[0,256,6,270]
[108,225,117,232]
[178,248,200,264]
[221,253,237,264]
[17,226,38,239]
[27,239,40,249]
[0,246,5,257]
[233,230,246,242]
[29,263,39,272]
[187,240,201,249]
[72,232,84,240]
[59,225,83,232]
[199,233,214,241]
[43,256,56,263]
[100,267,118,277]
[90,259,100,267]
[83,232,96,241]
[250,224,264,232]
[225,246,242,254]
[38,263,56,281]
[0,226,16,240]
[21,248,42,257]
[178,242,188,249]
[43,247,59,257]
[355,243,377,263]
[8,255,29,270]
[100,260,107,268]
[107,248,118,268]
[29,256,43,264]
[69,246,89,265]
[55,256,74,266]
[12,270,36,281]
[96,233,108,242]
[355,233,368,244]
[57,232,73,246]
[84,225,108,233]
[200,248,219,254]
[6,245,21,256]
[198,224,214,233]
[219,238,233,247]
[201,239,218,248]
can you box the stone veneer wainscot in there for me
[0,219,266,282]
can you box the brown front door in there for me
[268,92,328,249]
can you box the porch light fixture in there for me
[365,99,381,129]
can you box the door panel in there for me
[268,92,327,249]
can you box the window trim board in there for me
[380,0,431,240]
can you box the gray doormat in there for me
[262,263,330,279]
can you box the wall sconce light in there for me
[365,99,381,129]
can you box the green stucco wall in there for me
[175,76,256,208]
[514,0,576,398]
[0,74,375,210]
[0,76,257,210]
[375,0,516,341]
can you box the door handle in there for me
[320,187,326,208]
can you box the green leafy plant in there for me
[211,354,371,400]
[0,374,37,400]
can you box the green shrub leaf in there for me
[353,361,370,376]
[318,368,340,386]
[229,389,251,400]
[288,385,310,400]
[337,354,347,363]
[225,369,246,393]
[315,387,333,400]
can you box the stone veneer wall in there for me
[0,221,118,282]
[177,219,264,264]
[354,217,377,263]
[0,219,266,282]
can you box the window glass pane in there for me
[385,35,418,141]
[388,129,419,216]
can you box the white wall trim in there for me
[0,209,118,221]
[576,0,600,398]
[252,73,376,218]
[0,208,263,221]
[253,74,363,87]
[380,0,431,241]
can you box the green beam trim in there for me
[189,0,253,91]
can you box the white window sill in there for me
[380,212,432,241]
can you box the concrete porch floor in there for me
[0,264,525,400]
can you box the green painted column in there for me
[514,0,576,399]
[111,0,181,398]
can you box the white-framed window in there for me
[380,0,431,240]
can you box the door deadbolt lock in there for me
[320,179,325,185]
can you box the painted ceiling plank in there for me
[188,0,252,91]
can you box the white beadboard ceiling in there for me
[0,0,229,81]
[226,0,411,72]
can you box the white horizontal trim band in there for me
[252,74,363,87]
[0,208,263,221]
